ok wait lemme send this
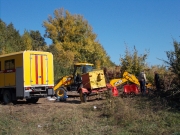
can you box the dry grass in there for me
[0,95,180,135]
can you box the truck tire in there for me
[56,87,67,101]
[26,98,39,104]
[3,90,12,104]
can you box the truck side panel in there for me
[5,72,15,86]
[0,71,4,87]
[0,53,23,88]
[16,67,24,97]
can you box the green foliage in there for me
[0,20,47,54]
[21,30,33,50]
[120,46,148,76]
[47,43,74,80]
[165,41,180,81]
[145,65,172,87]
[21,30,48,51]
[29,30,47,51]
[43,8,113,79]
[0,19,22,54]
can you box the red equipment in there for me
[112,86,119,97]
[123,84,140,95]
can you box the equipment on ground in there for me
[0,51,54,104]
[110,71,153,95]
[54,63,111,102]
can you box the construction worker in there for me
[154,71,160,91]
[138,71,147,95]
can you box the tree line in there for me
[0,8,179,90]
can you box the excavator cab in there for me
[72,63,93,83]
[73,63,93,75]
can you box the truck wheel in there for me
[56,87,67,101]
[3,90,12,104]
[26,98,39,104]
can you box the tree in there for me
[21,30,33,50]
[47,43,74,80]
[120,46,148,76]
[0,19,7,54]
[29,30,47,51]
[165,40,180,81]
[43,8,113,76]
[0,20,22,54]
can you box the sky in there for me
[0,0,180,66]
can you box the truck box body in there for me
[0,51,54,100]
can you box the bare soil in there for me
[0,95,104,114]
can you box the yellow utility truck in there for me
[0,51,54,104]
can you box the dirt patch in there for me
[0,96,105,114]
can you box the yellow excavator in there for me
[110,71,153,89]
[54,63,110,102]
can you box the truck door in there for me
[30,54,48,85]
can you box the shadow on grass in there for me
[0,100,42,106]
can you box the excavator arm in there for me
[110,71,153,89]
[54,75,73,91]
[110,78,128,87]
[110,71,140,87]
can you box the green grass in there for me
[0,95,180,135]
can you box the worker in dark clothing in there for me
[138,71,147,95]
[154,71,160,91]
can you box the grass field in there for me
[0,93,180,135]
